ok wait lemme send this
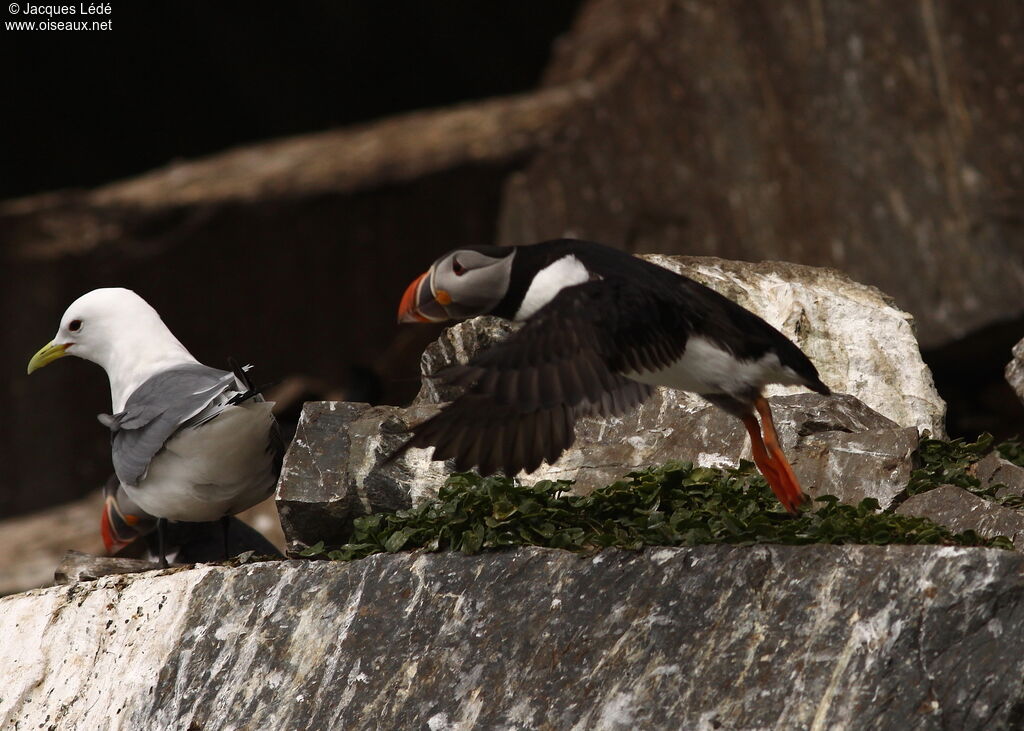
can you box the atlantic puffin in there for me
[396,239,830,513]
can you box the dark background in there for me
[2,1,581,198]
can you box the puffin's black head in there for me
[398,246,515,324]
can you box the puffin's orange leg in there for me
[753,397,809,513]
[741,413,795,513]
[741,414,777,479]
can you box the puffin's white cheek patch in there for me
[514,255,590,320]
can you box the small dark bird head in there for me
[398,246,514,324]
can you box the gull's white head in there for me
[27,288,197,410]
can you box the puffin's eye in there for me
[452,258,466,276]
[69,319,82,332]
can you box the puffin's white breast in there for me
[625,335,803,396]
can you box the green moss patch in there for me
[302,459,1012,562]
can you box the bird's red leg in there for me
[754,397,809,513]
[741,413,777,479]
[741,413,791,512]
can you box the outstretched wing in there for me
[397,278,707,475]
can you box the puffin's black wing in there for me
[445,277,696,400]
[399,279,702,475]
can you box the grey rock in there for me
[975,451,1024,499]
[897,485,1024,547]
[276,401,448,552]
[1007,338,1024,404]
[797,427,920,509]
[414,315,518,404]
[498,0,1024,348]
[4,545,1024,729]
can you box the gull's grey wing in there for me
[100,364,236,486]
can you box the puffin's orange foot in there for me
[742,410,808,515]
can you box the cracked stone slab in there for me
[975,452,1024,499]
[897,485,1024,547]
[796,426,919,509]
[2,545,1024,729]
[276,401,449,552]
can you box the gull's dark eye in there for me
[69,319,82,332]
[452,258,466,276]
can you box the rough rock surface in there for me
[975,451,1024,499]
[1008,337,1024,405]
[898,485,1024,547]
[3,545,1024,730]
[498,0,1024,348]
[277,401,447,551]
[648,255,944,434]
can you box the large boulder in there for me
[3,545,1024,730]
[498,0,1024,349]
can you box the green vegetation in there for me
[908,434,1024,505]
[302,451,1015,562]
[908,434,999,498]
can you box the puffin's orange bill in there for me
[398,271,450,323]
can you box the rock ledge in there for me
[2,545,1023,729]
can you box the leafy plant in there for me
[997,438,1024,468]
[301,459,1012,562]
[905,435,1024,511]
[906,434,996,497]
